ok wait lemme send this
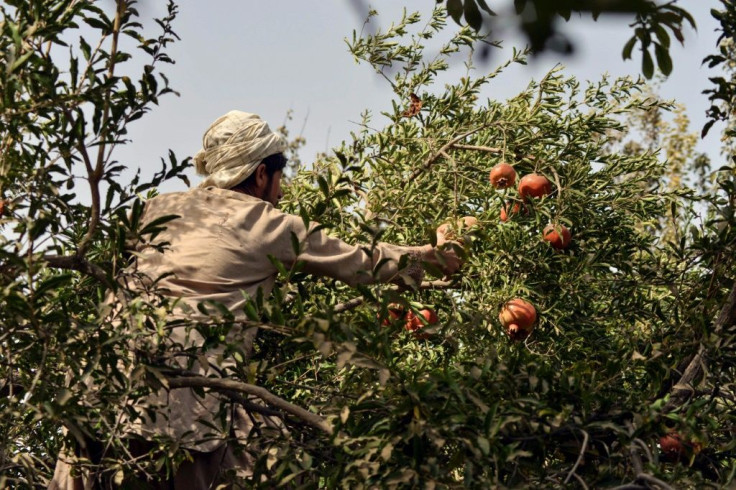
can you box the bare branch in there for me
[334,296,366,314]
[636,473,675,490]
[166,376,333,435]
[564,429,589,484]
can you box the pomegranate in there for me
[380,304,406,326]
[659,433,686,461]
[489,163,516,189]
[499,298,537,341]
[500,202,524,222]
[543,224,572,250]
[405,308,438,339]
[659,432,703,462]
[518,173,553,201]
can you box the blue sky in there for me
[114,1,723,192]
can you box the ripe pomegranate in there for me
[489,163,516,189]
[380,304,406,326]
[659,433,686,461]
[499,299,537,341]
[518,173,553,201]
[659,432,703,462]
[405,308,438,338]
[543,224,572,250]
[500,202,524,222]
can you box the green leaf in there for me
[475,0,496,16]
[654,24,670,48]
[447,0,464,25]
[34,274,73,298]
[641,48,654,79]
[622,36,637,60]
[317,175,330,198]
[464,0,483,31]
[79,36,91,61]
[9,50,34,73]
[654,42,672,76]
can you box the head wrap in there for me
[194,111,288,189]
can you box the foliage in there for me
[704,0,736,138]
[0,0,186,486]
[1,2,736,490]
[436,0,695,78]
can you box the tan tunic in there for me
[123,187,417,452]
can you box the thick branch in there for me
[166,376,333,436]
[663,282,736,412]
[43,254,111,286]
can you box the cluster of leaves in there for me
[703,0,736,138]
[0,0,188,486]
[438,0,695,78]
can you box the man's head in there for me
[193,111,288,200]
[230,152,287,206]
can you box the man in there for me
[50,111,461,488]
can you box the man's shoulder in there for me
[146,187,265,208]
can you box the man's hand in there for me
[427,224,464,276]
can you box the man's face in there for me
[264,170,283,207]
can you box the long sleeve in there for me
[255,207,421,287]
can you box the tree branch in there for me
[450,143,502,153]
[635,473,675,490]
[43,254,111,287]
[663,281,736,412]
[78,0,126,257]
[564,429,589,484]
[166,376,333,436]
[406,126,490,184]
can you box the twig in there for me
[218,389,282,417]
[78,0,126,257]
[629,444,644,475]
[635,473,675,490]
[334,296,366,314]
[564,429,589,484]
[439,150,459,211]
[450,143,502,153]
[633,438,654,465]
[406,126,490,184]
[166,376,333,435]
[572,472,589,490]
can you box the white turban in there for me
[194,111,288,189]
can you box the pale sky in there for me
[113,1,723,193]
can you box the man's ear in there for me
[254,163,268,191]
